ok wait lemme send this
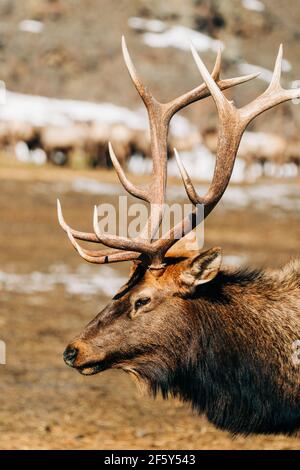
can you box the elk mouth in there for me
[75,362,107,375]
[75,353,127,375]
[76,360,108,376]
[73,349,146,376]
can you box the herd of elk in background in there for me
[1,108,300,175]
[0,118,197,168]
[203,127,300,179]
[58,38,300,435]
[1,112,300,176]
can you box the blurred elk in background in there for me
[58,39,300,435]
[238,131,287,179]
[285,137,300,174]
[41,123,89,166]
[0,120,38,151]
[203,127,293,179]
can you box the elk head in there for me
[58,39,300,385]
[62,246,222,378]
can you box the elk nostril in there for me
[63,347,78,366]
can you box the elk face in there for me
[63,248,222,378]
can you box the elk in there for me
[41,123,89,165]
[285,137,300,176]
[238,131,287,179]
[57,39,300,435]
[84,122,111,167]
[0,120,38,153]
[203,128,288,180]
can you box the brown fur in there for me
[63,250,300,435]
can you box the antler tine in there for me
[67,228,139,264]
[190,42,234,117]
[166,46,259,119]
[57,199,99,242]
[212,46,222,81]
[268,43,283,91]
[122,35,153,106]
[174,148,199,206]
[241,44,300,124]
[108,142,149,202]
[66,228,119,258]
[180,43,241,209]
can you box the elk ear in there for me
[180,247,222,291]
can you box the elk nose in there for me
[63,346,78,367]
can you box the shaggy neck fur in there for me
[141,262,300,435]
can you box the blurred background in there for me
[0,0,299,450]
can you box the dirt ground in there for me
[0,163,299,450]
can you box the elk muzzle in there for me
[63,340,106,375]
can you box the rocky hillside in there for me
[0,0,299,135]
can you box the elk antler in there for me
[152,44,300,261]
[58,39,297,268]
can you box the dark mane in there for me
[136,263,300,436]
[188,266,265,303]
[218,266,265,285]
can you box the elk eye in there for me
[134,297,151,310]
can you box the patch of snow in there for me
[1,91,147,129]
[19,19,44,34]
[128,17,166,33]
[1,90,196,137]
[0,264,126,297]
[72,178,120,195]
[143,26,222,53]
[238,63,273,84]
[238,58,291,84]
[242,0,265,12]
